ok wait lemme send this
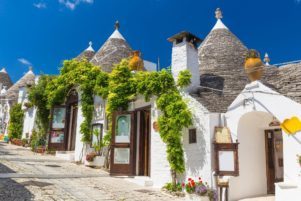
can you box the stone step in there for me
[55,151,75,161]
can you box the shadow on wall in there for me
[182,112,208,178]
[0,162,34,200]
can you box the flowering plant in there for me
[182,177,217,201]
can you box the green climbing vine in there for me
[45,59,106,143]
[28,58,192,184]
[28,75,55,141]
[95,59,192,182]
[8,103,25,139]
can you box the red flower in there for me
[191,181,195,187]
[199,177,202,180]
[182,182,185,187]
[188,178,192,181]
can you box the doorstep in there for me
[122,176,154,187]
[239,195,275,201]
[55,151,75,161]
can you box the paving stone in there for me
[0,142,183,201]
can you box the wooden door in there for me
[138,109,151,176]
[110,112,136,175]
[48,106,67,151]
[265,130,275,194]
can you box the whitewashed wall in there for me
[18,86,37,139]
[171,39,199,93]
[149,100,171,187]
[74,91,85,162]
[181,93,215,186]
[229,111,271,201]
[22,107,36,139]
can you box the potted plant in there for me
[35,145,46,154]
[85,128,105,167]
[11,138,23,146]
[183,178,217,201]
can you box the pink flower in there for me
[182,182,185,187]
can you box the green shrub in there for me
[163,182,182,192]
[8,104,24,139]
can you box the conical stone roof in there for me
[76,41,95,61]
[90,22,132,72]
[0,68,13,90]
[197,9,249,112]
[6,68,35,103]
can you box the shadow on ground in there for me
[0,154,34,201]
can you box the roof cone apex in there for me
[0,68,7,73]
[212,19,228,30]
[86,41,95,52]
[26,66,34,75]
[109,29,125,40]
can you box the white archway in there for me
[228,111,279,200]
[224,81,301,200]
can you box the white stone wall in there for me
[229,111,271,201]
[282,131,301,185]
[181,92,215,186]
[143,60,157,72]
[17,86,37,139]
[171,40,199,93]
[22,107,36,139]
[149,101,171,187]
[74,91,85,162]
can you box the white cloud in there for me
[18,58,32,66]
[33,2,47,9]
[59,0,94,10]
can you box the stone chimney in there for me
[168,31,202,93]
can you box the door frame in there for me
[265,129,282,194]
[66,103,78,151]
[137,108,151,176]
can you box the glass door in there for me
[110,112,135,175]
[48,106,66,151]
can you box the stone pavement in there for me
[0,142,183,201]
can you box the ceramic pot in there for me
[185,194,210,201]
[85,156,105,167]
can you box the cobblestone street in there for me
[0,142,182,201]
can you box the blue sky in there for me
[0,0,301,82]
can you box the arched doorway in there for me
[65,89,78,151]
[229,111,283,200]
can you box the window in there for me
[189,128,197,144]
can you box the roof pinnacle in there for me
[0,68,7,73]
[114,20,120,30]
[264,53,270,65]
[86,41,94,51]
[215,8,223,19]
